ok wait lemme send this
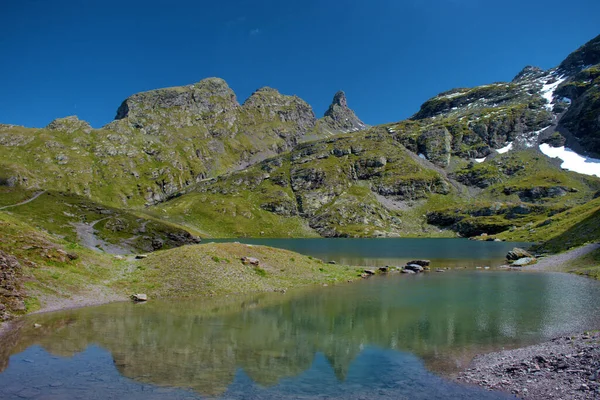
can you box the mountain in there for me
[2,33,600,320]
[147,34,600,239]
[2,35,599,240]
[0,79,365,207]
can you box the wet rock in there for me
[407,260,430,267]
[363,269,376,275]
[404,264,424,272]
[401,269,416,274]
[512,257,537,266]
[378,266,390,273]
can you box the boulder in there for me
[328,260,337,264]
[407,260,430,267]
[135,254,148,259]
[401,269,416,274]
[404,264,424,272]
[506,247,533,261]
[511,257,537,266]
[130,293,148,302]
[241,257,260,266]
[378,266,390,273]
[363,269,376,275]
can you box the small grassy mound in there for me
[126,243,362,298]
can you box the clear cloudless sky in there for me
[1,0,599,128]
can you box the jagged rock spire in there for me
[322,91,367,133]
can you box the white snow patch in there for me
[497,142,513,154]
[475,158,486,163]
[418,153,427,160]
[539,144,600,177]
[440,91,466,100]
[541,76,567,110]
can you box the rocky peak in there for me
[242,87,317,134]
[114,77,239,122]
[558,34,600,75]
[46,116,92,134]
[321,91,368,133]
[512,66,546,82]
[331,90,348,108]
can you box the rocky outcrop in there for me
[112,77,240,135]
[46,116,92,134]
[241,87,316,144]
[417,127,452,167]
[319,91,368,134]
[0,250,25,321]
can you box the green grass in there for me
[563,248,600,280]
[118,242,363,298]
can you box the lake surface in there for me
[205,238,532,268]
[2,269,600,399]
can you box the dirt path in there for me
[0,190,46,210]
[528,243,600,272]
[71,219,134,255]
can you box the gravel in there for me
[456,331,600,399]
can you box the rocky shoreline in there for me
[456,331,600,399]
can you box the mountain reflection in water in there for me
[1,271,600,399]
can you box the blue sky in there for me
[1,0,599,128]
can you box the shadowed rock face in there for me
[320,91,368,133]
[557,34,600,75]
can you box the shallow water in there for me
[2,270,600,399]
[205,238,532,268]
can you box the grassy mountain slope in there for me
[153,129,463,238]
[0,79,361,209]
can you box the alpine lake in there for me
[1,238,600,399]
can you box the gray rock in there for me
[401,269,416,274]
[241,257,260,266]
[363,269,376,275]
[404,264,424,272]
[320,91,368,133]
[407,260,430,267]
[507,247,533,261]
[512,257,537,266]
[130,293,148,302]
